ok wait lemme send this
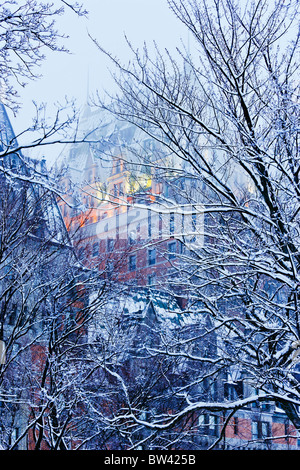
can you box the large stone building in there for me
[0,103,89,449]
[54,104,300,450]
[55,105,205,300]
[0,100,297,450]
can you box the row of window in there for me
[81,208,198,238]
[148,210,197,238]
[252,420,271,439]
[198,414,272,440]
[72,206,200,244]
[81,241,178,267]
[129,243,177,272]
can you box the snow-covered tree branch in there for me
[90,0,300,446]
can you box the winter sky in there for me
[10,0,186,162]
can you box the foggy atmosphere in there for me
[0,0,299,457]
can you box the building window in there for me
[198,414,206,433]
[92,242,99,257]
[225,383,237,401]
[233,417,239,435]
[148,248,156,266]
[148,209,152,238]
[252,421,259,439]
[168,241,176,259]
[181,212,185,238]
[261,401,271,411]
[192,212,197,232]
[107,238,114,252]
[252,421,271,439]
[170,212,175,236]
[261,421,271,438]
[129,230,136,245]
[115,208,120,239]
[251,388,269,409]
[107,261,114,274]
[8,303,17,326]
[148,273,156,286]
[210,380,218,400]
[198,414,219,436]
[159,212,163,238]
[129,254,136,272]
[208,415,219,436]
[224,381,243,401]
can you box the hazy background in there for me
[9,0,187,163]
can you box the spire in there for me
[0,102,74,248]
[0,102,27,175]
[0,102,18,150]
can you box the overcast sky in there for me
[10,0,186,162]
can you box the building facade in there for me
[55,105,300,450]
[0,103,91,450]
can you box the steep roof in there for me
[0,102,73,249]
[54,104,165,187]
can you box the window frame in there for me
[148,248,156,266]
[129,254,137,272]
